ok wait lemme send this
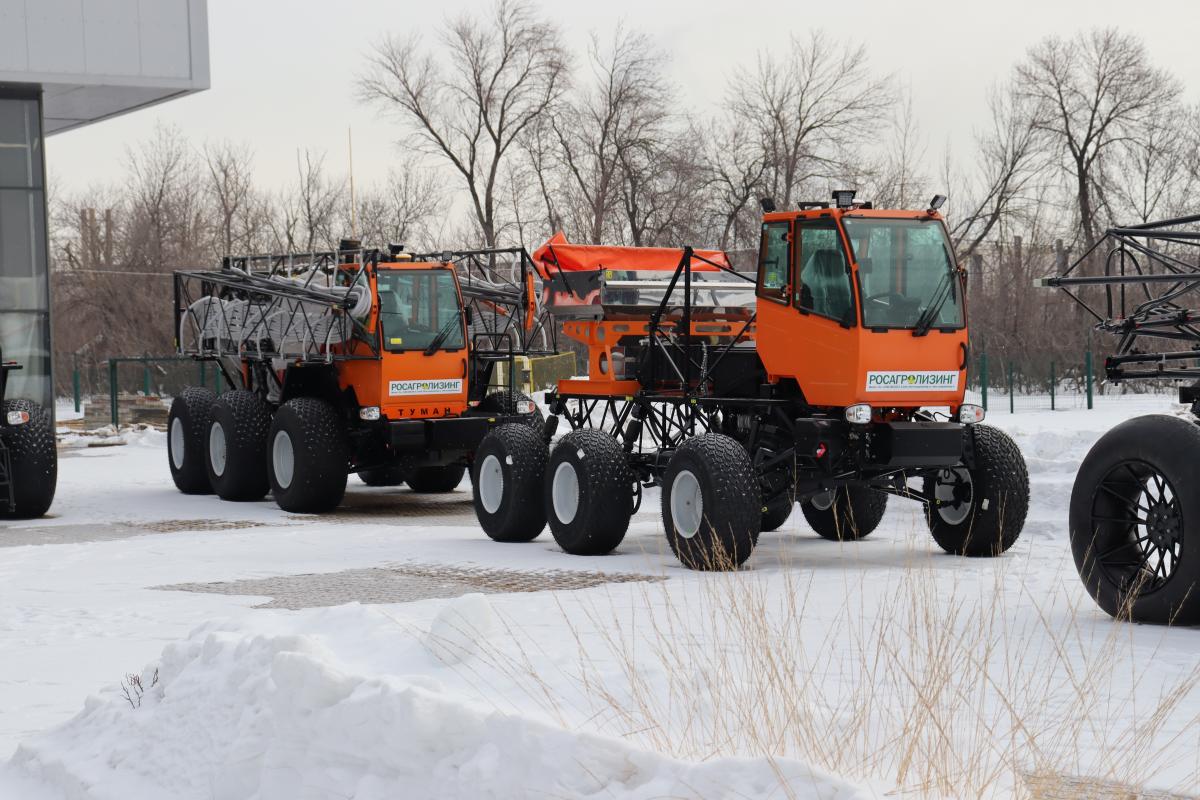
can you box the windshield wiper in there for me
[912,270,955,337]
[423,311,463,355]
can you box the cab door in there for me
[756,217,860,406]
[753,219,793,374]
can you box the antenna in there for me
[348,126,357,239]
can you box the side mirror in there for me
[464,306,473,326]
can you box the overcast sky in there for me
[44,0,1200,198]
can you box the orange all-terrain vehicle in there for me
[168,244,553,512]
[470,192,1031,569]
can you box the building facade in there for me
[0,0,209,410]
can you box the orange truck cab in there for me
[754,203,969,414]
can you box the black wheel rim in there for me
[1090,459,1183,594]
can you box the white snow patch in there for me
[8,623,866,800]
[424,592,498,665]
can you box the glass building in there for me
[0,0,209,413]
[0,93,50,408]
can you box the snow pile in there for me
[9,615,867,800]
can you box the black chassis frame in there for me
[1039,214,1200,414]
[0,347,19,512]
[545,247,968,510]
[172,246,554,474]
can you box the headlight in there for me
[5,410,30,426]
[844,403,872,425]
[358,406,381,421]
[516,399,536,415]
[958,404,985,424]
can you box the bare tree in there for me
[947,83,1047,259]
[123,124,204,269]
[1016,28,1182,251]
[358,0,569,249]
[1100,103,1198,225]
[269,149,343,252]
[619,134,705,247]
[518,114,564,235]
[553,26,669,244]
[699,119,767,253]
[729,31,891,209]
[202,140,257,258]
[349,159,446,250]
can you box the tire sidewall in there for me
[167,387,215,495]
[662,434,759,570]
[472,423,546,541]
[545,430,632,554]
[267,398,348,513]
[1,399,57,517]
[925,424,1028,557]
[802,486,886,541]
[1069,414,1200,623]
[205,391,271,501]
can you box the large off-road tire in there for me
[662,433,760,570]
[802,486,887,541]
[924,423,1029,557]
[206,390,271,501]
[472,423,547,542]
[761,493,794,533]
[479,389,544,428]
[167,387,215,495]
[358,462,411,487]
[406,464,467,493]
[1069,415,1200,625]
[545,430,633,555]
[1,399,56,518]
[267,397,348,513]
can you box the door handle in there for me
[959,342,969,370]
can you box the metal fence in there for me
[63,355,225,427]
[964,350,1175,413]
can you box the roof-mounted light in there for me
[928,194,947,213]
[832,189,857,209]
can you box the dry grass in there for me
[424,524,1200,799]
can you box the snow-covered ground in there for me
[1,396,1198,799]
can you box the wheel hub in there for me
[208,422,227,477]
[1092,458,1183,594]
[478,454,504,515]
[272,430,295,490]
[170,417,185,470]
[1145,501,1181,549]
[552,461,580,524]
[934,468,973,526]
[670,469,704,539]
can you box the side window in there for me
[795,222,854,324]
[756,221,790,304]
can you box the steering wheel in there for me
[862,291,906,306]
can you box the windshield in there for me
[376,269,465,352]
[842,218,963,330]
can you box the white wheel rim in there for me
[170,417,185,470]
[670,469,703,539]
[272,430,295,490]
[552,461,580,524]
[479,454,504,514]
[810,490,835,511]
[935,468,972,525]
[208,422,227,477]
